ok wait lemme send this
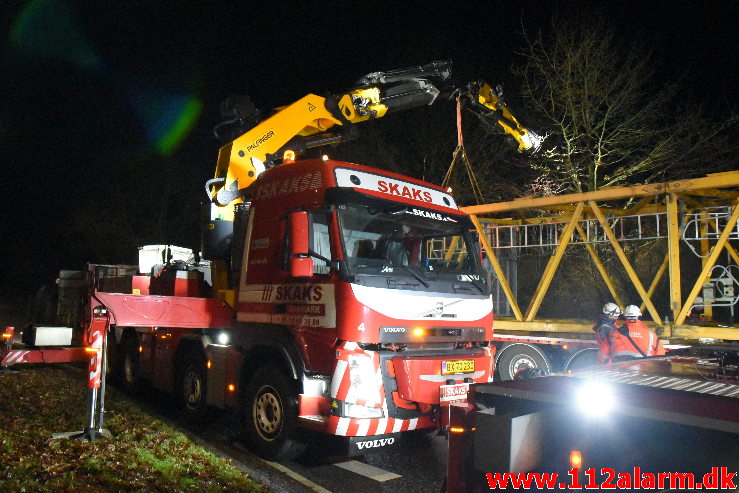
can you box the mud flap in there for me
[346,432,402,455]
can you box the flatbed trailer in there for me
[445,355,739,491]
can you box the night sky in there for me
[1,0,737,297]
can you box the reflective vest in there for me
[593,316,618,364]
[596,332,612,364]
[611,319,663,359]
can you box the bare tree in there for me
[515,15,738,193]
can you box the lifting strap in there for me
[442,97,484,205]
[618,325,649,358]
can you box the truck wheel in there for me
[565,348,598,372]
[243,366,305,460]
[121,333,143,393]
[497,344,551,381]
[177,351,208,422]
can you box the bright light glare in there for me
[217,332,230,345]
[576,381,614,416]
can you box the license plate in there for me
[442,359,474,375]
[440,383,470,405]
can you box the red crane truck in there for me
[3,61,541,459]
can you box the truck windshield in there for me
[336,201,488,294]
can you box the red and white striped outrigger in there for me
[1,303,112,441]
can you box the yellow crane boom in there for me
[208,60,540,220]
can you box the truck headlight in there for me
[347,354,382,404]
[217,332,230,345]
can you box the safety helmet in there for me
[623,305,641,318]
[602,302,622,317]
[690,296,705,314]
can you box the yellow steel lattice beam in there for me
[574,223,625,308]
[699,211,714,321]
[525,202,584,321]
[470,214,523,320]
[444,236,460,261]
[589,201,663,326]
[462,171,739,215]
[705,219,739,268]
[675,200,739,325]
[666,194,682,321]
[639,252,669,319]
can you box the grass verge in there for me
[0,366,269,492]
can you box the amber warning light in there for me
[570,449,582,468]
[283,150,296,163]
[449,426,476,434]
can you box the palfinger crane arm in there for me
[208,60,540,220]
[463,80,542,153]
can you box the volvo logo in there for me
[356,437,395,450]
[382,327,406,333]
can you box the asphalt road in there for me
[182,415,449,493]
[128,388,449,493]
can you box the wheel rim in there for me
[253,385,283,441]
[183,369,203,409]
[509,354,537,376]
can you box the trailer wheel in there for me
[243,366,305,460]
[497,344,551,381]
[565,348,599,372]
[177,351,208,422]
[121,333,143,393]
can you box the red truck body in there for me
[5,158,496,458]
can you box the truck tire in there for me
[497,344,551,381]
[177,351,209,422]
[243,366,305,460]
[120,333,143,394]
[565,348,599,372]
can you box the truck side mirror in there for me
[289,211,313,277]
[290,257,313,278]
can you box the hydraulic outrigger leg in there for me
[56,305,112,441]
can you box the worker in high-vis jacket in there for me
[610,305,665,361]
[594,302,622,364]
